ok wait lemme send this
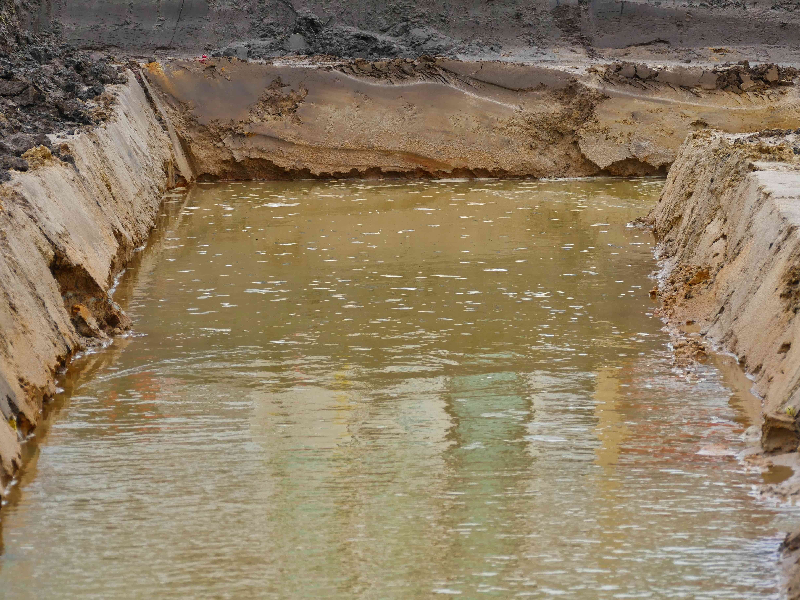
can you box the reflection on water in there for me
[1,178,797,598]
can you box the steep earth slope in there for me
[142,57,800,180]
[650,130,800,451]
[0,72,191,487]
[648,127,800,598]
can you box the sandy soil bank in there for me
[0,71,191,490]
[650,130,800,450]
[143,57,800,181]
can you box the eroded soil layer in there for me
[0,72,189,486]
[142,57,800,182]
[649,130,800,451]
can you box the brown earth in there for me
[0,71,190,488]
[141,57,800,182]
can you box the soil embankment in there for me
[647,129,800,595]
[650,130,800,451]
[0,72,191,486]
[142,57,800,181]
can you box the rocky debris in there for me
[672,336,709,365]
[0,32,127,181]
[781,264,800,315]
[67,297,130,339]
[605,61,798,93]
[333,55,448,83]
[783,530,800,554]
[762,411,800,454]
[551,3,592,50]
[249,77,308,124]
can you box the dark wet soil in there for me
[0,31,126,181]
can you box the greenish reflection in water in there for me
[1,178,797,598]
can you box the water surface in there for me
[1,179,795,598]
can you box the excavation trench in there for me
[2,59,800,595]
[3,177,799,597]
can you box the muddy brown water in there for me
[1,179,799,598]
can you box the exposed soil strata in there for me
[649,130,800,439]
[143,59,606,179]
[142,58,800,181]
[0,71,190,492]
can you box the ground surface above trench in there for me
[1,178,798,598]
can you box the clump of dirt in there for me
[249,77,308,124]
[656,264,716,318]
[0,31,127,182]
[49,251,131,340]
[334,55,446,82]
[672,336,709,365]
[761,411,800,454]
[780,264,800,315]
[604,60,798,93]
[20,144,54,169]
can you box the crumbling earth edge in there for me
[0,70,191,495]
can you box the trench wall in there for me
[650,131,800,452]
[143,58,800,182]
[0,71,191,487]
[2,58,800,492]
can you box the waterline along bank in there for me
[2,179,796,597]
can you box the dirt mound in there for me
[0,33,127,181]
[604,61,798,93]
